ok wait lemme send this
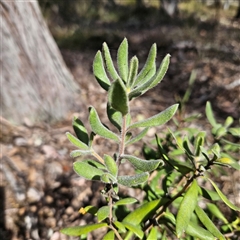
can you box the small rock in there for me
[27,187,42,203]
[14,137,28,146]
[45,217,57,228]
[45,195,54,204]
[65,206,74,215]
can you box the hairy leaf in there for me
[118,172,149,187]
[129,54,170,99]
[104,154,118,177]
[117,38,128,82]
[176,179,198,238]
[108,78,129,116]
[93,51,111,91]
[135,43,157,86]
[89,106,119,142]
[66,132,89,150]
[73,161,104,181]
[101,172,117,184]
[129,104,178,129]
[107,104,122,131]
[122,154,164,172]
[125,127,149,146]
[127,56,139,88]
[102,42,119,81]
[60,223,108,236]
[82,159,106,170]
[73,117,89,145]
[70,149,93,158]
[195,205,225,240]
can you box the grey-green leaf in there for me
[117,172,149,187]
[125,127,149,146]
[107,104,122,131]
[101,172,117,184]
[108,78,129,116]
[89,106,120,142]
[93,51,111,91]
[129,104,178,129]
[122,154,164,172]
[135,43,157,86]
[129,54,170,100]
[102,42,119,81]
[195,205,226,240]
[60,223,108,237]
[104,154,118,177]
[117,38,128,82]
[70,149,93,158]
[73,117,89,145]
[73,161,104,181]
[82,159,107,170]
[176,179,198,238]
[127,56,139,88]
[66,132,89,150]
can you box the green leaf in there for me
[195,205,226,240]
[82,159,106,170]
[101,172,117,184]
[107,104,122,131]
[122,221,144,239]
[123,199,162,225]
[125,127,149,146]
[129,54,170,99]
[228,127,240,137]
[198,187,220,201]
[115,197,138,206]
[97,206,110,222]
[122,154,164,172]
[186,221,215,240]
[93,51,111,91]
[113,221,126,233]
[206,101,218,127]
[118,172,149,187]
[108,78,129,116]
[103,230,115,240]
[79,205,98,215]
[60,223,108,236]
[127,56,139,88]
[129,104,178,129]
[102,42,119,81]
[73,161,104,181]
[66,132,89,150]
[72,117,89,145]
[176,179,199,238]
[104,154,118,177]
[194,131,206,156]
[147,226,158,240]
[70,149,93,158]
[89,106,119,142]
[117,38,128,82]
[207,178,240,211]
[206,203,228,224]
[135,43,156,86]
[224,116,234,128]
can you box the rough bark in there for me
[0,0,79,124]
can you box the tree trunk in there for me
[0,0,79,125]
